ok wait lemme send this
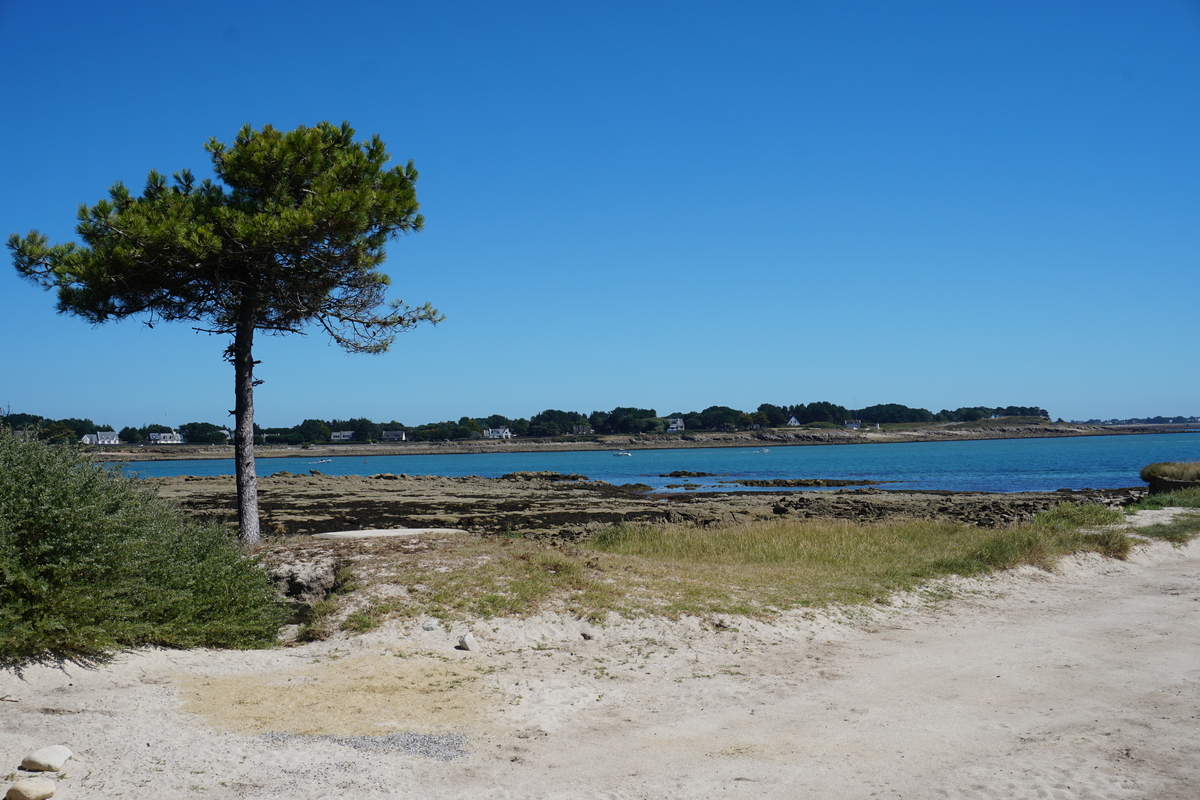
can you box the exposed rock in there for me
[457,633,478,651]
[20,746,71,772]
[501,471,587,482]
[151,473,1148,542]
[731,478,886,487]
[1148,476,1200,495]
[263,554,343,621]
[768,487,1145,528]
[6,777,56,800]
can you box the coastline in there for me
[91,422,1195,462]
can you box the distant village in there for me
[0,402,1077,446]
[22,406,1198,447]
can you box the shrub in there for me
[0,429,287,668]
[1140,461,1200,483]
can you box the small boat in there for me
[311,459,332,464]
[757,448,770,453]
[613,450,632,456]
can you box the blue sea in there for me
[125,432,1200,493]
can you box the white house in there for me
[331,430,356,442]
[786,416,802,427]
[380,430,406,441]
[484,427,513,439]
[667,418,685,432]
[149,431,184,444]
[844,419,862,430]
[81,431,121,445]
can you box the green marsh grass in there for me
[1129,487,1200,511]
[337,502,1145,627]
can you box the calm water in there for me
[125,432,1200,493]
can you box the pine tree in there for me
[9,121,441,542]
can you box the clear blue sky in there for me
[2,1,1197,428]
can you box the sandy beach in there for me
[3,510,1196,799]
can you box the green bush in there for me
[0,429,287,668]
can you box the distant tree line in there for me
[1,413,115,442]
[0,413,236,444]
[3,402,1053,445]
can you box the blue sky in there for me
[2,1,1197,428]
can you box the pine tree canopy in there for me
[9,120,442,351]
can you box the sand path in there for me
[3,517,1197,799]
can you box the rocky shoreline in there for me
[149,470,1148,540]
[95,422,1193,462]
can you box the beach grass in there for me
[1128,487,1200,511]
[1140,461,1200,482]
[330,502,1157,629]
[1132,512,1200,545]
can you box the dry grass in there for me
[304,503,1145,632]
[1140,461,1200,483]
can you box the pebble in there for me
[20,746,71,772]
[422,621,438,631]
[6,777,56,800]
[457,633,478,651]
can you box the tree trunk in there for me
[232,304,261,544]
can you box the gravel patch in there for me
[259,730,470,761]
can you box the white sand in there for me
[3,512,1198,799]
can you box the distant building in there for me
[571,424,593,435]
[667,418,685,432]
[81,431,121,445]
[484,427,513,439]
[149,431,183,444]
[380,430,406,441]
[786,416,801,427]
[331,431,356,442]
[844,420,862,430]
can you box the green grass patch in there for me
[1127,488,1200,511]
[1133,512,1200,545]
[0,429,287,669]
[1140,461,1200,482]
[302,501,1150,630]
[589,504,1133,613]
[1031,502,1124,530]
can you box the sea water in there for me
[125,432,1199,493]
